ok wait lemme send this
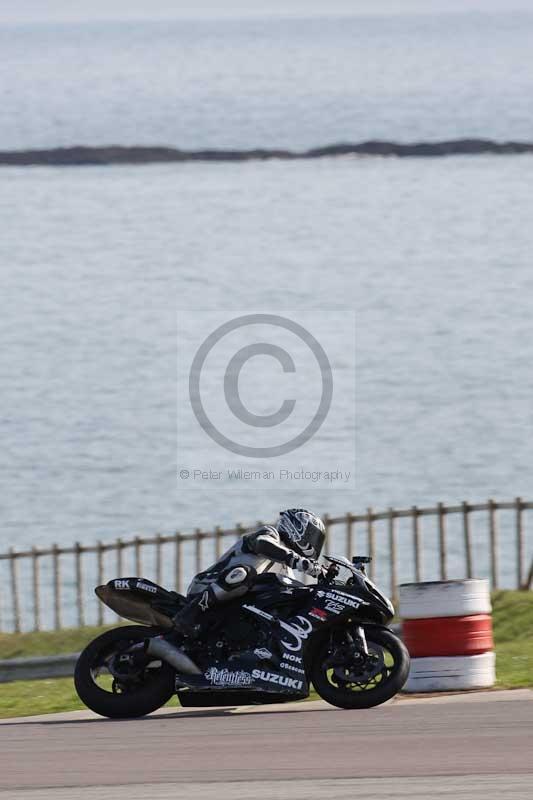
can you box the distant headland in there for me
[1,139,533,166]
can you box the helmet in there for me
[277,509,326,559]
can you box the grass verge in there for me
[0,624,116,660]
[0,591,531,718]
[491,590,533,688]
[0,625,119,718]
[0,677,88,718]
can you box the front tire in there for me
[74,625,176,719]
[311,626,410,709]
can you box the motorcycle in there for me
[74,555,410,718]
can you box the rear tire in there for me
[311,626,410,709]
[74,625,176,719]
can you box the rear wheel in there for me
[311,626,410,709]
[74,625,176,718]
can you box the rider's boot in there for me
[172,589,212,639]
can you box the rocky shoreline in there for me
[1,139,533,166]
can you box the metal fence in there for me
[1,497,532,633]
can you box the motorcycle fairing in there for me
[173,590,345,698]
[183,575,391,697]
[95,578,184,629]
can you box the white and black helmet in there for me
[277,508,326,559]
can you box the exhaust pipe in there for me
[146,637,202,675]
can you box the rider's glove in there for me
[287,554,321,577]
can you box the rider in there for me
[172,508,326,638]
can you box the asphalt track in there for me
[1,690,532,799]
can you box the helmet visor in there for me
[279,510,326,559]
[304,521,326,559]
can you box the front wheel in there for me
[311,626,410,709]
[74,625,176,718]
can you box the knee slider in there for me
[219,565,256,590]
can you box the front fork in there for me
[350,625,369,656]
[327,624,369,670]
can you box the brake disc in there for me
[333,646,385,685]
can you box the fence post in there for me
[438,502,447,581]
[134,536,142,576]
[412,506,422,582]
[75,542,84,628]
[174,533,183,594]
[388,508,398,604]
[367,508,376,580]
[52,544,61,630]
[156,534,163,585]
[525,557,533,591]
[97,541,104,626]
[345,513,354,559]
[195,528,202,574]
[236,522,246,544]
[488,498,499,590]
[32,547,40,632]
[9,549,21,633]
[116,537,124,578]
[462,501,473,579]
[215,525,223,560]
[115,538,124,621]
[516,497,524,589]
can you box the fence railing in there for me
[1,498,531,633]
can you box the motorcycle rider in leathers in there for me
[173,508,326,637]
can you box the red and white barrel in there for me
[399,579,495,692]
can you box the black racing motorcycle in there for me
[74,555,410,717]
